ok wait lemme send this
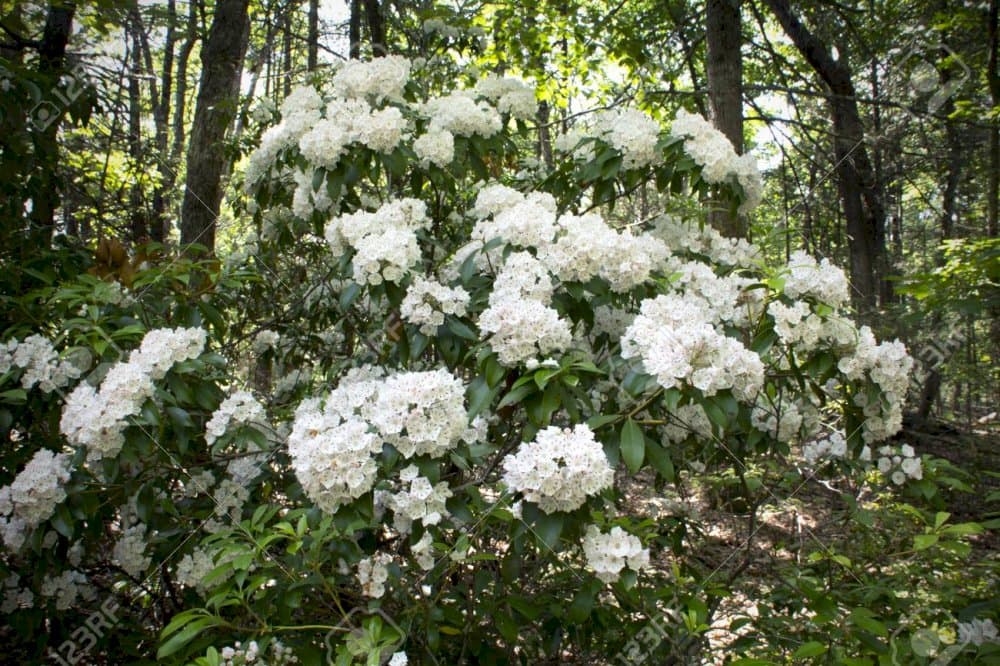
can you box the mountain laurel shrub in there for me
[1,56,992,665]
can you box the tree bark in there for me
[705,0,744,238]
[149,0,176,242]
[179,0,250,253]
[29,2,76,237]
[308,0,319,71]
[362,0,386,56]
[349,0,361,59]
[763,0,885,316]
[988,0,999,237]
[128,16,147,242]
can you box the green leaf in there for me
[913,533,939,550]
[792,642,827,658]
[849,607,888,637]
[620,418,646,474]
[567,579,600,622]
[467,375,494,419]
[534,512,564,550]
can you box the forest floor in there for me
[614,418,1000,664]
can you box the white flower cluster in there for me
[591,108,663,170]
[621,294,764,401]
[662,404,714,444]
[802,431,853,465]
[501,425,614,513]
[332,55,410,103]
[252,329,280,355]
[839,327,913,443]
[325,198,430,285]
[591,305,635,341]
[0,334,83,393]
[112,523,151,578]
[669,109,763,214]
[479,253,572,366]
[380,465,452,534]
[413,126,454,168]
[368,369,470,458]
[470,187,558,249]
[651,215,759,267]
[0,448,72,550]
[245,86,324,187]
[60,327,206,461]
[876,444,922,485]
[751,399,804,443]
[176,545,239,593]
[410,531,437,570]
[538,213,669,292]
[39,569,93,611]
[581,525,650,583]
[288,405,381,514]
[1,574,34,613]
[400,276,471,335]
[219,639,298,666]
[782,251,851,308]
[357,552,393,598]
[474,75,537,120]
[422,91,502,138]
[289,367,469,514]
[669,260,754,325]
[556,108,663,170]
[205,391,266,446]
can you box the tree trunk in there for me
[349,0,361,59]
[29,2,76,238]
[705,0,744,238]
[168,0,199,225]
[128,17,147,242]
[150,0,176,243]
[308,0,319,71]
[988,0,999,236]
[282,5,292,97]
[179,0,250,253]
[363,0,386,56]
[763,0,885,316]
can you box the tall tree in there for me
[28,1,76,237]
[763,0,886,315]
[705,0,744,238]
[179,0,250,253]
[308,0,319,71]
[988,0,999,237]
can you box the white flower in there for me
[388,652,409,666]
[413,127,454,168]
[582,525,650,583]
[400,277,470,335]
[501,425,613,513]
[332,55,411,103]
[60,327,207,461]
[0,448,72,550]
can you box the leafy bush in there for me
[1,56,995,665]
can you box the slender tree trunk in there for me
[763,0,885,316]
[179,0,250,253]
[29,2,76,238]
[349,0,361,59]
[283,5,292,97]
[128,17,147,242]
[705,0,744,238]
[308,0,319,71]
[988,0,999,236]
[362,0,386,56]
[168,0,199,223]
[149,0,176,243]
